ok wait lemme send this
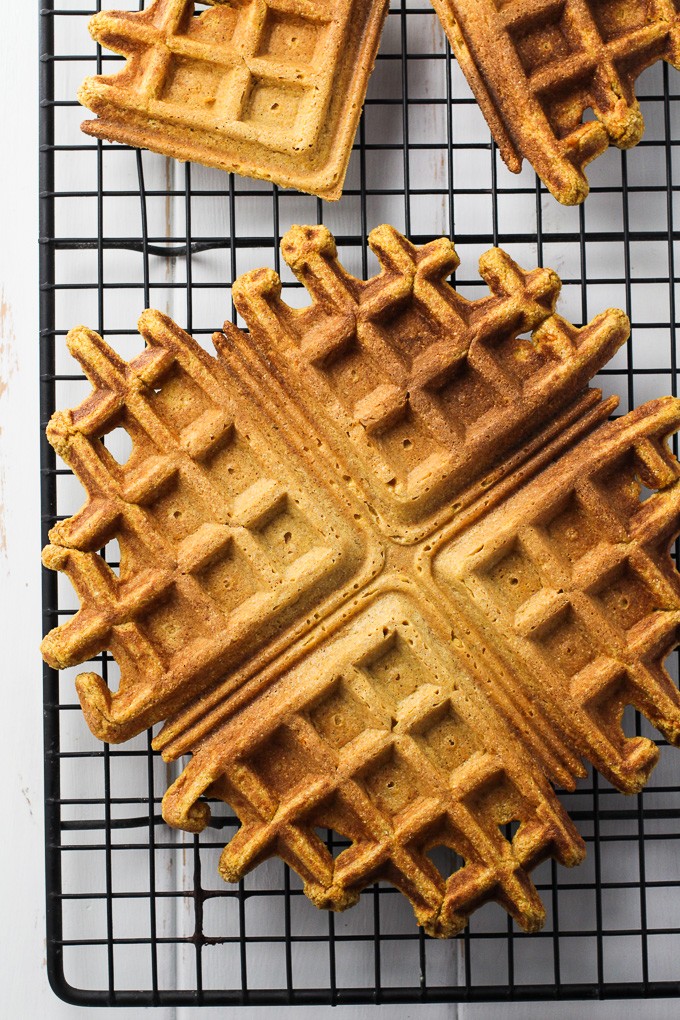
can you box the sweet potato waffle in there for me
[431,0,680,203]
[41,225,680,935]
[78,0,389,199]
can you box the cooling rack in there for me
[40,0,680,1006]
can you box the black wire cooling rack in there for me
[40,0,680,1007]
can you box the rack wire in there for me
[40,0,680,1006]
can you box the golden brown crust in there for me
[431,0,680,204]
[41,225,680,935]
[78,0,389,200]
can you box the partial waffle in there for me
[42,226,680,936]
[431,1,680,204]
[78,0,388,199]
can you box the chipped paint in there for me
[20,785,33,818]
[0,286,17,398]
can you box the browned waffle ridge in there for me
[42,225,680,936]
[431,0,680,204]
[78,0,389,200]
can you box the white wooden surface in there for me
[1,2,680,1017]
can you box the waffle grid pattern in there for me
[41,309,363,742]
[231,223,628,533]
[433,400,680,792]
[164,594,585,938]
[87,0,342,151]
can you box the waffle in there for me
[42,225,680,936]
[78,0,389,199]
[431,0,680,204]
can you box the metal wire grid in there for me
[40,0,680,1007]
